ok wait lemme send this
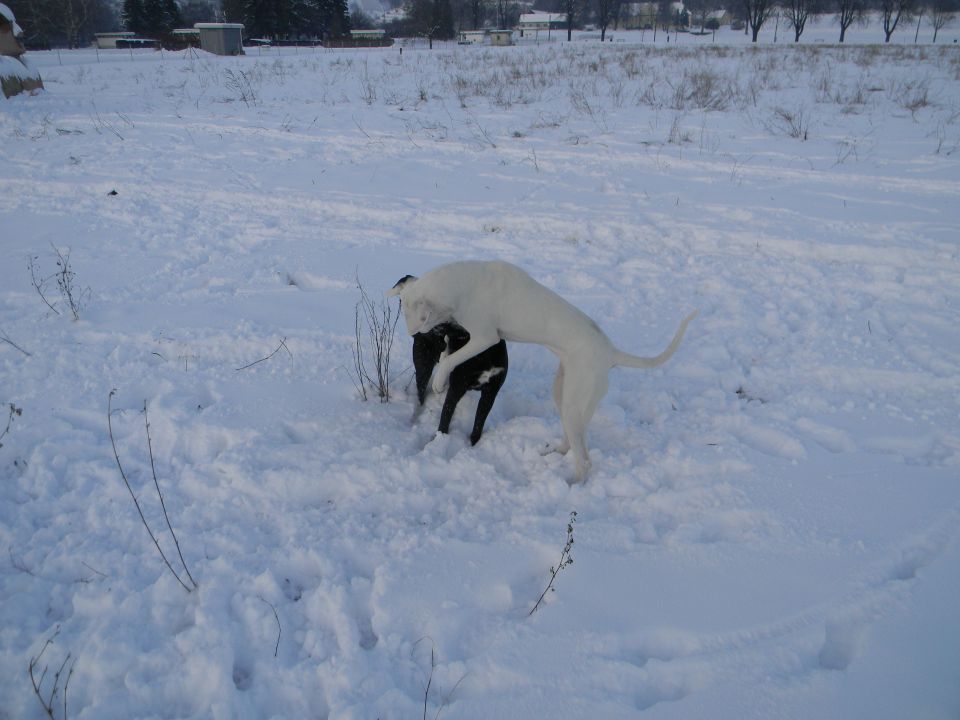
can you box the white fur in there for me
[388,260,697,483]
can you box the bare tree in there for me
[58,0,90,47]
[563,0,578,39]
[783,0,817,40]
[880,0,913,41]
[656,0,672,33]
[742,0,774,40]
[928,0,957,41]
[595,0,619,39]
[467,0,484,28]
[836,0,864,41]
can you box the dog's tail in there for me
[613,310,698,369]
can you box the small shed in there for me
[324,29,392,48]
[195,23,244,56]
[458,30,486,44]
[94,31,135,48]
[349,29,391,46]
[458,29,513,46]
[168,28,200,50]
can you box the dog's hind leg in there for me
[469,370,505,445]
[541,364,571,456]
[559,368,607,483]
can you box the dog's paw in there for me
[539,441,570,457]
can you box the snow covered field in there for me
[2,27,959,720]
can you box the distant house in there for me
[517,12,566,38]
[458,30,486,44]
[168,28,201,49]
[94,31,135,49]
[621,1,690,28]
[195,23,244,56]
[349,29,391,46]
[707,8,731,26]
[458,29,514,46]
[323,29,393,48]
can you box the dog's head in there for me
[387,275,443,336]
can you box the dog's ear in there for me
[387,275,417,297]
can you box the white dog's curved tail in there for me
[613,310,698,369]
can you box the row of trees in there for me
[736,0,958,42]
[535,0,956,43]
[6,0,349,46]
[5,0,117,47]
[420,0,957,44]
[6,0,215,47]
[220,0,351,40]
[4,0,957,49]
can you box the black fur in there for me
[413,322,508,445]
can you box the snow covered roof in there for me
[518,12,567,24]
[194,23,245,29]
[0,3,24,37]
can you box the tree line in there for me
[733,0,958,42]
[6,0,214,47]
[220,0,351,40]
[3,0,956,49]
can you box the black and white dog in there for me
[411,322,508,446]
[394,274,508,444]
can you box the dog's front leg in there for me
[432,334,499,394]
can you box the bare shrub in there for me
[668,113,693,144]
[529,511,577,616]
[224,68,258,107]
[0,327,31,356]
[29,626,77,720]
[889,78,932,116]
[29,244,89,321]
[350,275,400,402]
[414,638,467,720]
[771,105,811,140]
[107,392,198,593]
[0,403,22,449]
[687,70,731,111]
[359,59,378,105]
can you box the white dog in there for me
[388,260,697,483]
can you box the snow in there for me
[0,55,40,82]
[2,21,959,720]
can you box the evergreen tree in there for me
[431,0,454,38]
[330,0,351,37]
[244,0,291,39]
[137,0,182,36]
[123,0,147,33]
[221,0,246,23]
[222,0,351,40]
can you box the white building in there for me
[517,12,566,39]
